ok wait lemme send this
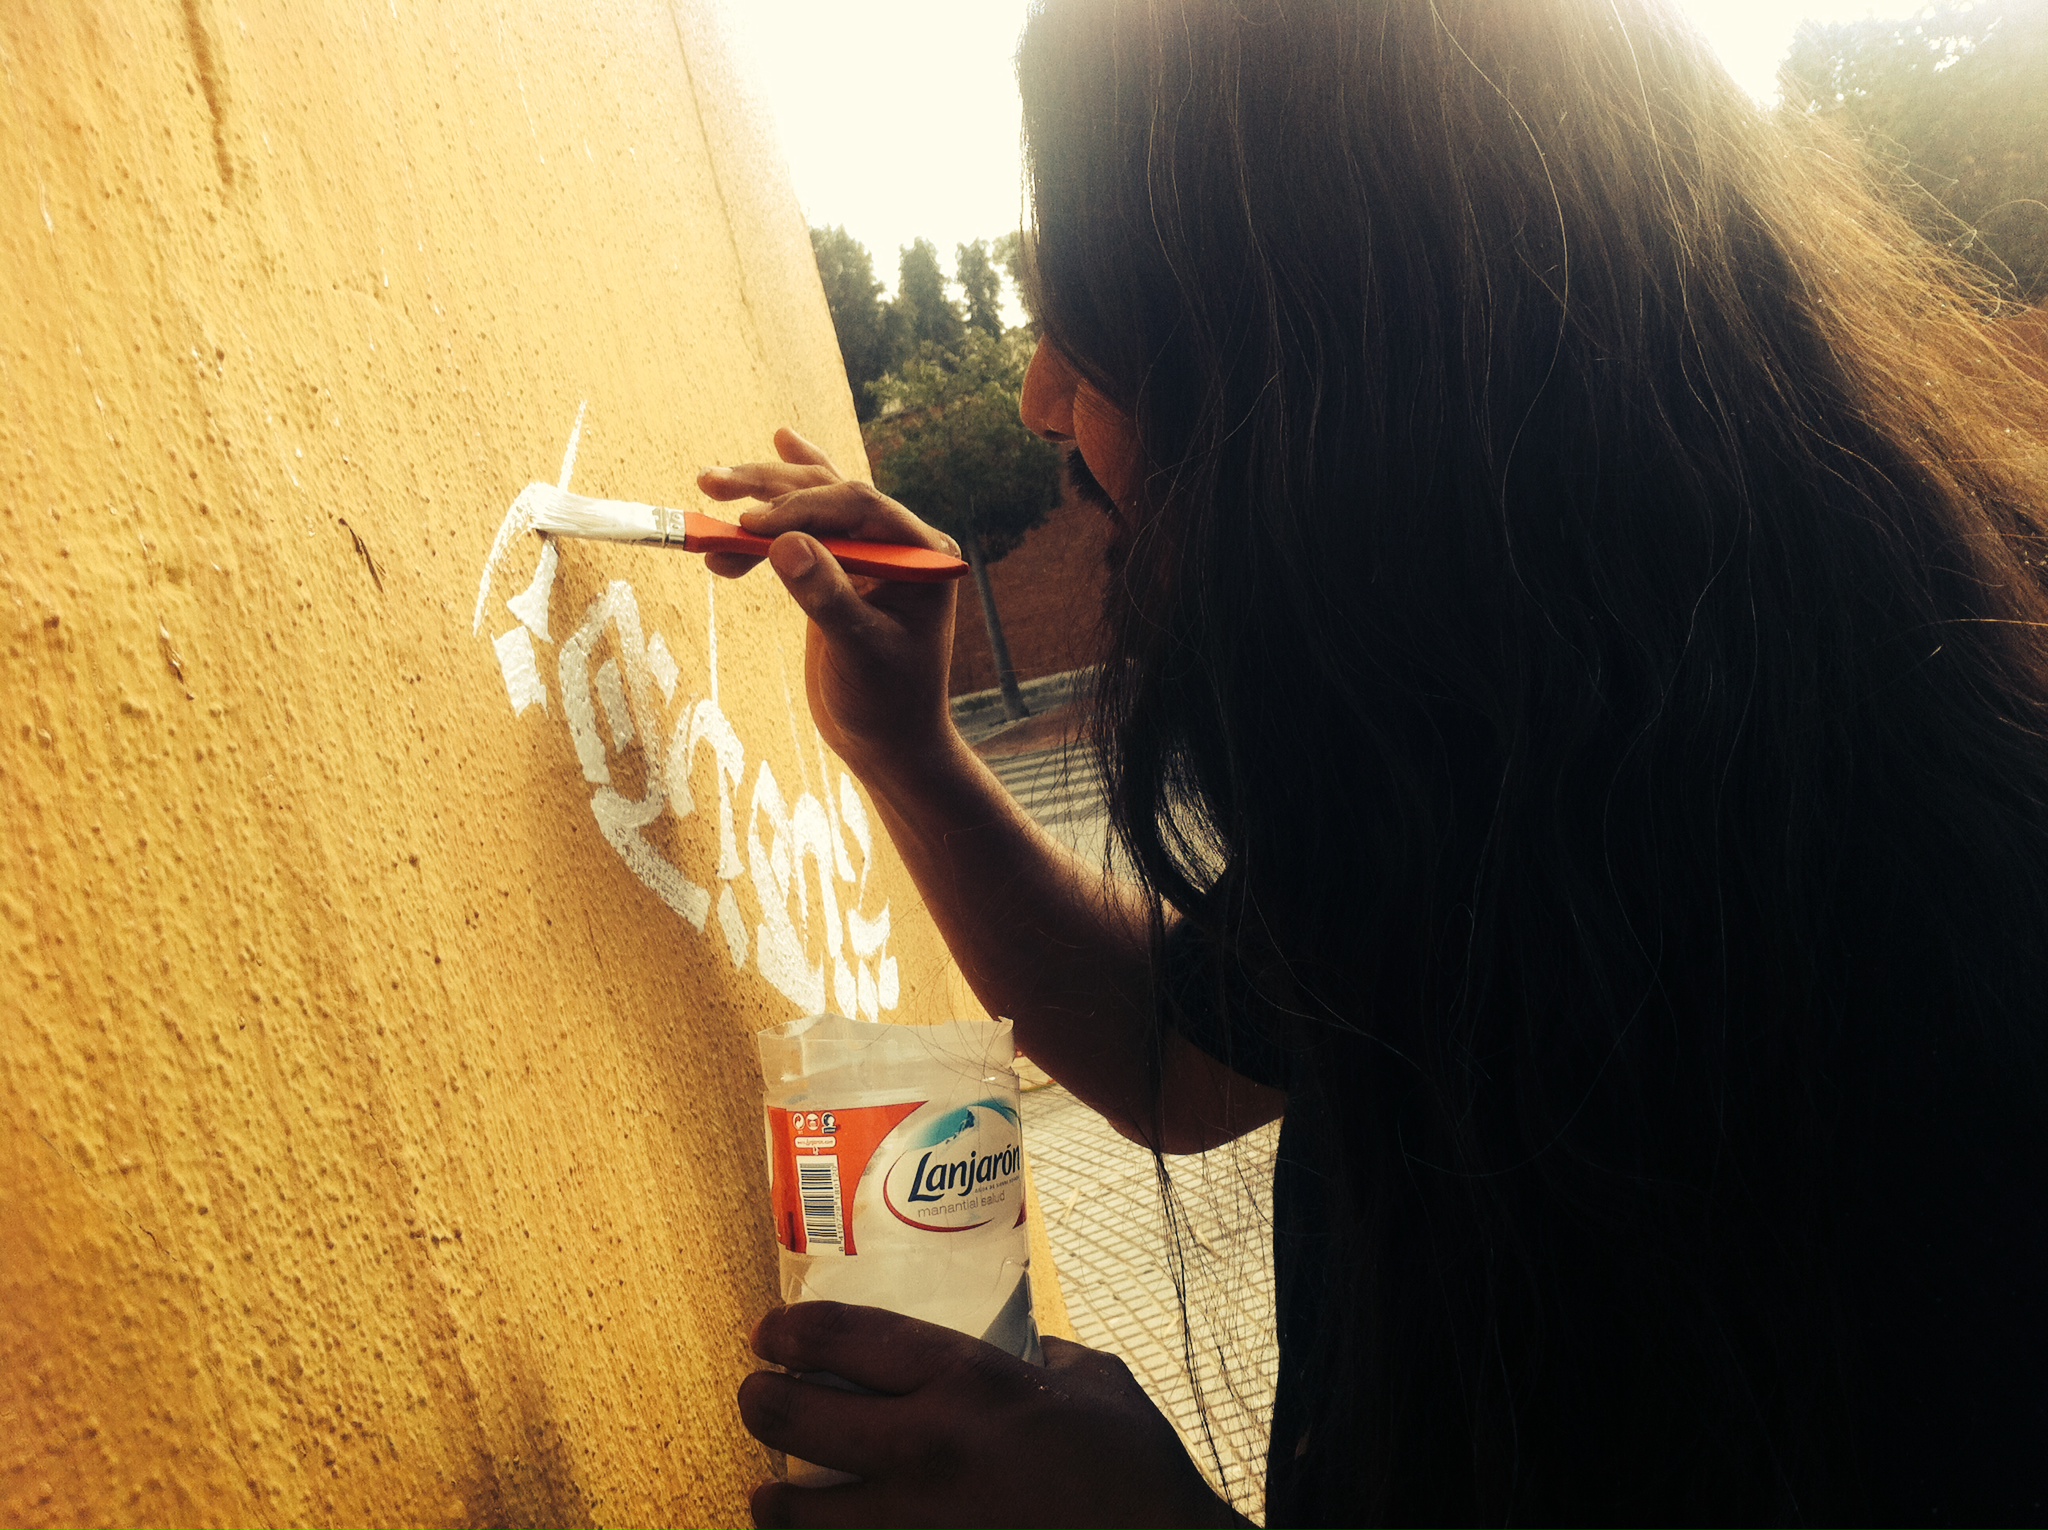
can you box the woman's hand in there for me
[737,1302,1243,1529]
[698,429,958,780]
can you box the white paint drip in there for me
[779,646,812,796]
[556,399,586,490]
[507,537,557,639]
[839,773,873,905]
[493,625,548,715]
[707,577,719,708]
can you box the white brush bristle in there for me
[524,484,662,543]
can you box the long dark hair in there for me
[1019,0,2048,1521]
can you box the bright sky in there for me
[716,0,1933,299]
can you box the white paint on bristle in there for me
[527,486,669,543]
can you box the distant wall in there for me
[0,5,990,1524]
[949,496,1113,697]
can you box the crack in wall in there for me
[180,0,236,187]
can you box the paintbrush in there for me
[521,484,969,584]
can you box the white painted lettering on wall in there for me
[475,407,900,1016]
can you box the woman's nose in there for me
[1020,336,1077,443]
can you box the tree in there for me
[864,328,1062,720]
[1782,0,2048,302]
[955,239,1005,339]
[894,238,966,355]
[990,231,1038,332]
[810,225,892,421]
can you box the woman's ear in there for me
[1071,384,1142,511]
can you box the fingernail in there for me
[700,466,732,481]
[771,535,815,578]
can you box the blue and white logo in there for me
[881,1100,1022,1233]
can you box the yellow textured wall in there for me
[0,4,1002,1523]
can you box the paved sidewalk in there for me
[1024,1085,1280,1518]
[977,710,1282,1521]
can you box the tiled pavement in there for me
[984,741,1118,866]
[982,725,1282,1521]
[1025,1087,1281,1519]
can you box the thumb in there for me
[769,533,879,645]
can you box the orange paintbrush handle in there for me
[681,509,968,584]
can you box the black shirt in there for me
[1161,914,2048,1526]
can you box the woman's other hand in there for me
[737,1301,1243,1529]
[698,429,959,779]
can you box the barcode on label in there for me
[796,1155,845,1254]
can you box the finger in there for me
[750,1480,903,1530]
[703,551,765,580]
[698,460,837,503]
[735,1372,895,1475]
[739,482,957,555]
[768,535,891,648]
[774,427,836,470]
[752,1301,1011,1397]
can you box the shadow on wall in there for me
[950,495,1114,697]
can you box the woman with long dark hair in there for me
[709,0,2048,1522]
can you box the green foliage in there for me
[990,231,1038,331]
[864,327,1061,565]
[810,225,892,422]
[811,227,1041,417]
[895,238,966,355]
[955,239,1005,339]
[810,229,1055,569]
[1783,0,2048,301]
